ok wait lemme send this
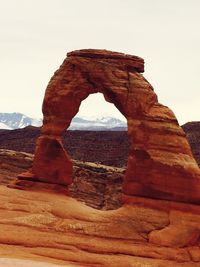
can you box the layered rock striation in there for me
[0,185,200,266]
[18,49,200,204]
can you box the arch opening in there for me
[61,93,129,210]
[71,92,127,124]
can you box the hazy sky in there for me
[0,0,200,124]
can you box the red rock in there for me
[19,49,200,204]
[0,185,199,266]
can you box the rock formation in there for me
[1,49,200,266]
[18,49,200,204]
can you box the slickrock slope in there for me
[0,185,200,266]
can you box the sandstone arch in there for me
[19,49,200,204]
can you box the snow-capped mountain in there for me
[0,122,12,130]
[0,113,42,129]
[0,113,127,131]
[69,116,127,130]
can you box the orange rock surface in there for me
[0,185,199,266]
[20,49,200,204]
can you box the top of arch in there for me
[67,49,144,73]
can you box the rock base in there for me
[8,178,69,195]
[0,185,199,266]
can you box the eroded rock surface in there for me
[20,49,200,204]
[0,185,199,266]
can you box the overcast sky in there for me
[0,0,199,124]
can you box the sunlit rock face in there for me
[1,186,200,266]
[20,49,200,204]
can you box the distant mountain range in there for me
[70,116,127,131]
[0,112,127,131]
[0,113,42,130]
